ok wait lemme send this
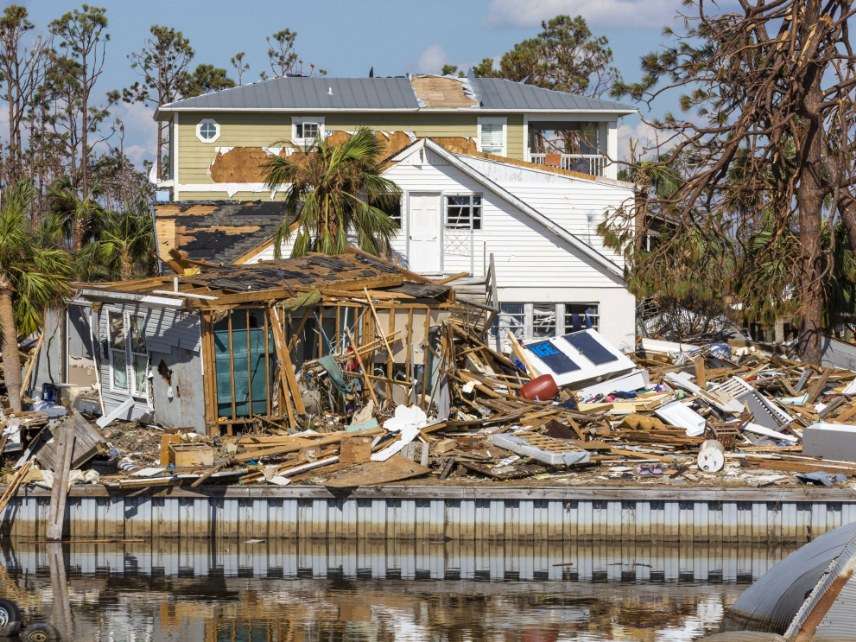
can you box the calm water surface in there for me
[0,540,790,641]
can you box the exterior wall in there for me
[382,148,634,349]
[497,287,636,351]
[176,111,484,190]
[92,303,205,431]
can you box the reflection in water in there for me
[0,540,794,641]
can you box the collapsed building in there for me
[34,251,484,434]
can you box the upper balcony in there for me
[525,121,611,178]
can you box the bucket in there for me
[520,374,559,401]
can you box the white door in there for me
[408,193,442,273]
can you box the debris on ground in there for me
[7,311,856,494]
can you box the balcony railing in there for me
[528,153,607,177]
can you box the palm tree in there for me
[0,183,72,411]
[79,209,155,281]
[263,127,400,257]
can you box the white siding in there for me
[94,303,202,424]
[383,148,627,287]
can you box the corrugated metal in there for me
[163,77,419,111]
[4,485,856,544]
[0,537,790,583]
[162,76,633,113]
[471,78,633,112]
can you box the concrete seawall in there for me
[2,484,854,543]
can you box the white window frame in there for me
[444,193,482,230]
[494,302,602,349]
[195,118,220,143]
[106,310,149,401]
[478,116,507,155]
[292,116,325,147]
[564,302,600,332]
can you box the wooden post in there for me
[421,311,431,409]
[270,306,305,418]
[48,543,74,638]
[47,429,75,541]
[227,312,237,422]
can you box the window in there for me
[478,117,506,155]
[107,311,149,398]
[532,303,557,338]
[499,303,525,341]
[195,118,220,143]
[293,117,325,146]
[370,195,401,228]
[564,303,599,332]
[108,312,127,390]
[445,194,482,230]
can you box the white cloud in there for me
[618,118,683,163]
[110,101,157,167]
[415,44,448,74]
[487,0,678,29]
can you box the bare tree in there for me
[48,4,110,206]
[603,0,855,362]
[0,5,46,186]
[123,25,193,180]
[230,51,249,85]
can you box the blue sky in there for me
[21,0,685,164]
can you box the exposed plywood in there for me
[209,147,281,183]
[411,76,478,108]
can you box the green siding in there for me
[507,114,524,159]
[176,110,527,199]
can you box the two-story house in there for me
[153,74,638,349]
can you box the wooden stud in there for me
[270,306,306,415]
[263,309,271,417]
[421,310,431,410]
[245,309,254,417]
[345,327,379,408]
[227,312,237,423]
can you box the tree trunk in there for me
[0,280,22,412]
[120,251,133,280]
[796,13,827,365]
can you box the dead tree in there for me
[604,0,855,363]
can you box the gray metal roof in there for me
[159,75,633,113]
[471,77,633,112]
[161,77,420,111]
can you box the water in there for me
[0,540,792,641]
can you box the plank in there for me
[47,429,76,541]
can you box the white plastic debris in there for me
[372,405,427,462]
[697,440,726,473]
[655,401,706,437]
[743,422,799,444]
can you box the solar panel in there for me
[526,340,580,374]
[562,331,618,365]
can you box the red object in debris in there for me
[520,374,558,401]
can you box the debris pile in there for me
[7,324,856,495]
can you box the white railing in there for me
[528,153,608,176]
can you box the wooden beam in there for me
[270,306,305,415]
[47,430,75,541]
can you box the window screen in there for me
[532,303,557,338]
[499,303,525,340]
[480,121,504,154]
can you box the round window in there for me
[196,119,219,142]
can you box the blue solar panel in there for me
[526,340,580,374]
[562,332,618,365]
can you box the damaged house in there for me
[153,74,637,350]
[34,252,479,434]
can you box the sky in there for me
[19,0,689,165]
